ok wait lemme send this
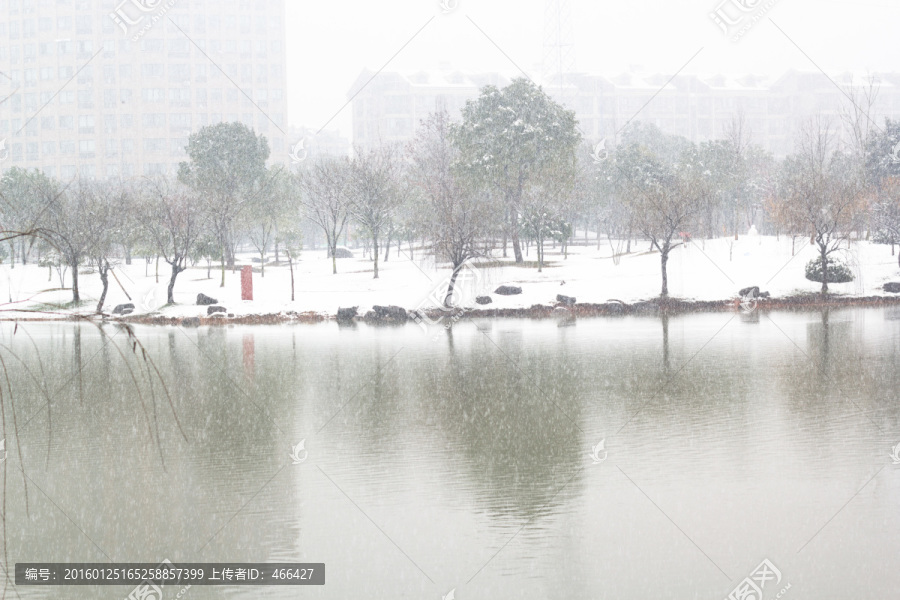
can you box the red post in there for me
[241,265,253,300]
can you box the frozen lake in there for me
[2,308,900,599]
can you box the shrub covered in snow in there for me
[804,256,854,284]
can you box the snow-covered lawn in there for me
[2,232,899,320]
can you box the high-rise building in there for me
[0,0,288,180]
[349,68,900,158]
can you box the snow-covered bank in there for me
[3,234,900,323]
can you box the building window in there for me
[75,15,92,34]
[144,139,167,154]
[78,115,94,133]
[142,114,166,128]
[142,88,166,102]
[142,64,165,78]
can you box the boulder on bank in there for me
[112,303,134,315]
[556,294,576,306]
[197,293,218,305]
[884,282,900,293]
[365,305,408,323]
[333,247,354,259]
[631,301,658,314]
[182,317,201,327]
[207,305,226,315]
[337,307,358,321]
[739,286,760,297]
[495,285,522,296]
[475,296,492,305]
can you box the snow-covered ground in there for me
[3,232,900,320]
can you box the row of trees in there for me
[2,78,900,310]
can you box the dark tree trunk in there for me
[660,245,669,297]
[372,235,380,279]
[125,246,132,265]
[820,245,828,295]
[331,240,338,275]
[289,255,295,301]
[443,263,462,308]
[70,259,80,303]
[96,260,110,313]
[512,232,523,263]
[167,263,183,304]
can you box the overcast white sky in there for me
[285,0,900,137]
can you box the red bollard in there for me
[241,265,253,300]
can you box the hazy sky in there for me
[285,0,900,137]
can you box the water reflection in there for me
[0,309,897,599]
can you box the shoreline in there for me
[5,293,900,326]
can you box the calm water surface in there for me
[1,308,899,599]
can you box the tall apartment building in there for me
[349,68,900,158]
[0,0,288,180]
[348,69,511,151]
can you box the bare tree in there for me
[616,125,709,297]
[347,145,403,280]
[409,110,493,305]
[777,117,867,293]
[71,180,126,312]
[246,166,289,277]
[141,177,203,305]
[297,157,351,274]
